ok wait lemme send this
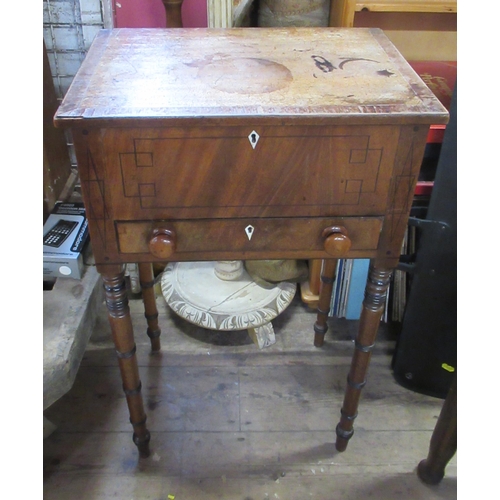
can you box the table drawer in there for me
[116,217,382,261]
[104,126,397,220]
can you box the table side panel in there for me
[376,124,429,267]
[72,129,115,265]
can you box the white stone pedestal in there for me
[161,261,296,348]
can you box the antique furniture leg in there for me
[309,259,323,297]
[314,258,338,347]
[100,265,151,458]
[335,264,392,451]
[138,263,161,352]
[417,374,457,484]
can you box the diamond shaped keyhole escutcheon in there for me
[248,131,259,149]
[245,225,255,241]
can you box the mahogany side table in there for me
[54,27,448,458]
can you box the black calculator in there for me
[43,219,78,248]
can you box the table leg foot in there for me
[138,263,161,352]
[417,375,457,484]
[314,259,338,347]
[417,459,445,485]
[335,264,392,451]
[313,322,328,347]
[335,423,353,452]
[101,268,151,458]
[133,430,151,458]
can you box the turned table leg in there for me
[417,374,457,484]
[138,263,161,352]
[314,259,338,347]
[335,264,392,452]
[101,267,151,458]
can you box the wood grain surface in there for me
[54,27,448,127]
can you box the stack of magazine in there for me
[328,259,370,321]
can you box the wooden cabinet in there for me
[329,0,457,61]
[329,0,457,27]
[54,27,447,458]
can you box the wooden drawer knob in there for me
[148,227,176,259]
[322,226,351,257]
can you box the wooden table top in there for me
[54,27,448,127]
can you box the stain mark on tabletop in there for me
[377,69,395,77]
[338,57,379,69]
[199,57,292,94]
[311,55,334,73]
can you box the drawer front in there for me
[103,125,399,220]
[115,217,382,261]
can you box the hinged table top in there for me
[54,27,448,127]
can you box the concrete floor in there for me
[43,267,457,499]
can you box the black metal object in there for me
[391,86,457,399]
